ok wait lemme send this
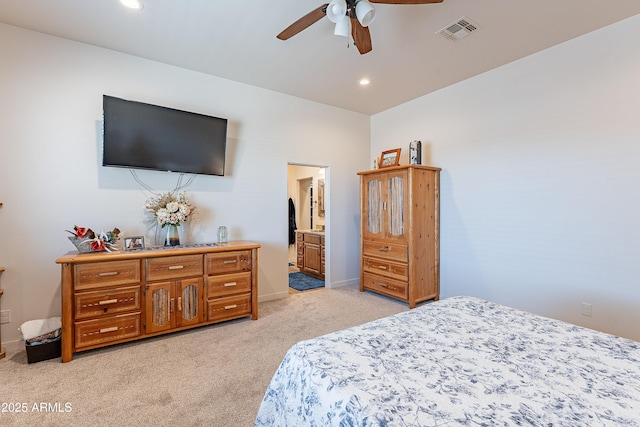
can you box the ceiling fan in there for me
[277,0,444,55]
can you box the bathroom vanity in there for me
[295,230,325,280]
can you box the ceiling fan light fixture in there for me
[355,0,376,27]
[277,0,446,55]
[334,16,350,37]
[326,0,348,24]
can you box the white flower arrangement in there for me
[145,191,195,227]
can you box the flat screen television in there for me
[102,95,227,176]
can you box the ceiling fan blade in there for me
[369,0,443,4]
[277,4,329,40]
[351,18,372,55]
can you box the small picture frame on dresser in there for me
[124,236,145,251]
[379,148,401,168]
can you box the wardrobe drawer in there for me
[207,294,251,322]
[363,241,408,263]
[362,272,407,300]
[74,260,141,291]
[74,286,141,320]
[145,255,203,281]
[207,251,251,275]
[74,313,141,349]
[208,272,251,298]
[363,257,408,281]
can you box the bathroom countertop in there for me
[296,229,325,235]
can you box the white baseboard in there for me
[257,291,289,303]
[326,278,359,289]
[1,339,24,355]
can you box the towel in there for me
[19,317,62,341]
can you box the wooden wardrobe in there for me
[358,165,441,308]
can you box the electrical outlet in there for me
[0,309,10,324]
[581,303,592,317]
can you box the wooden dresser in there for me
[358,165,440,308]
[56,241,260,362]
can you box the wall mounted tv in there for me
[102,95,227,176]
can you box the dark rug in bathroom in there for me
[289,272,325,292]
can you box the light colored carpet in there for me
[0,285,408,427]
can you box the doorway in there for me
[288,164,327,288]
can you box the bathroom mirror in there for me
[318,179,325,217]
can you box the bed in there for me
[255,296,640,426]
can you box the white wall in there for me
[371,15,640,341]
[0,24,370,348]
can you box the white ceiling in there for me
[1,0,639,115]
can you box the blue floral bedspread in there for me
[255,296,640,426]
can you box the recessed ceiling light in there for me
[359,78,371,86]
[119,0,143,10]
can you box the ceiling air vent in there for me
[437,17,478,42]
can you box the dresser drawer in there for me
[208,272,251,298]
[145,255,203,281]
[363,257,408,281]
[207,251,251,275]
[363,241,408,263]
[362,272,407,300]
[74,260,141,291]
[74,312,141,349]
[74,286,141,320]
[207,294,251,322]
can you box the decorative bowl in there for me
[68,236,97,253]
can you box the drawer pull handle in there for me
[375,282,388,288]
[223,260,237,264]
[99,326,118,334]
[377,266,388,270]
[168,265,184,270]
[224,282,238,287]
[99,299,118,305]
[379,246,390,252]
[98,272,118,277]
[224,304,237,310]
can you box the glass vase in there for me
[165,224,180,247]
[217,226,228,244]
